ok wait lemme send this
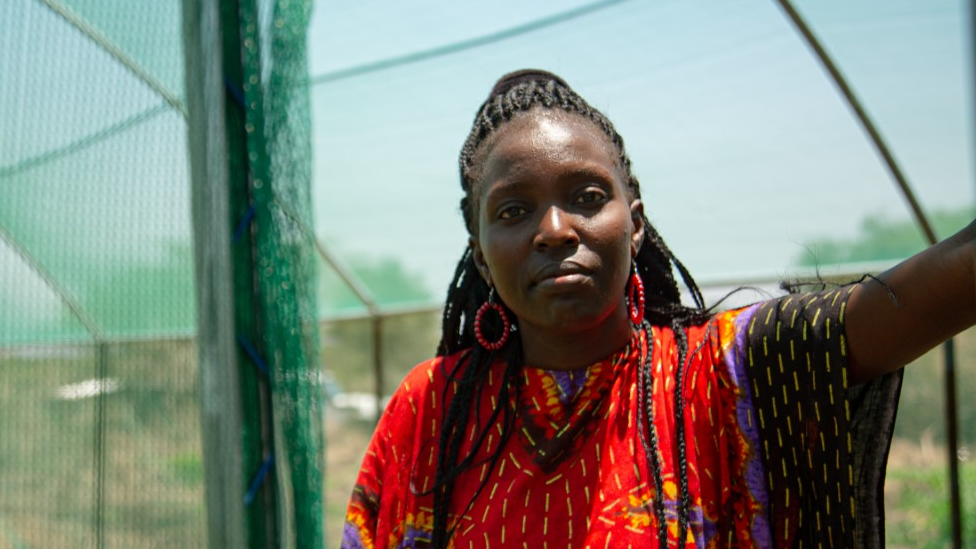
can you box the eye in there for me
[498,204,527,220]
[574,188,608,206]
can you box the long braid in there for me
[636,321,668,549]
[437,248,484,356]
[429,347,478,547]
[431,70,711,548]
[427,338,524,548]
[635,210,706,549]
[670,320,692,546]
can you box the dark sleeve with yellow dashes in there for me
[742,286,903,549]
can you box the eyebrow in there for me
[484,178,532,197]
[487,163,617,193]
[561,165,617,183]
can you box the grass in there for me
[0,323,972,548]
[885,440,975,549]
[0,340,206,549]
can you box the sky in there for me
[306,0,974,301]
[1,0,190,342]
[1,0,973,343]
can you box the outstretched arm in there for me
[846,219,975,384]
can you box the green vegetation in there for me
[82,242,196,337]
[796,207,974,266]
[318,254,434,313]
[170,452,204,487]
[0,340,205,549]
[886,460,976,549]
[884,328,976,548]
[318,255,438,393]
[894,330,976,446]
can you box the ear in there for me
[469,237,494,287]
[629,199,645,259]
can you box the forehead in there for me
[477,109,620,179]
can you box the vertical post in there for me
[221,0,281,545]
[182,0,248,547]
[94,342,107,549]
[942,340,962,549]
[186,0,323,547]
[373,316,384,423]
[960,6,976,549]
[237,0,324,545]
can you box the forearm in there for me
[846,219,975,384]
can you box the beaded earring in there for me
[627,264,645,326]
[474,289,510,351]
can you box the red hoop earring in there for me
[474,290,510,351]
[628,266,645,326]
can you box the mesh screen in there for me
[1,0,201,547]
[3,0,974,547]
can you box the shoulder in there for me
[361,352,470,465]
[643,288,855,386]
[383,349,472,418]
[395,350,469,395]
[707,287,855,349]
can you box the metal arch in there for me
[34,0,188,120]
[0,221,104,343]
[0,103,170,178]
[0,220,109,548]
[308,0,636,86]
[773,2,965,548]
[772,0,938,245]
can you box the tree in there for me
[318,256,439,395]
[796,207,974,266]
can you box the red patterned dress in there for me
[342,288,900,549]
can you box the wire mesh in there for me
[1,0,200,547]
[2,0,974,548]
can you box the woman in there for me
[342,69,975,549]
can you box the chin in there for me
[543,304,619,333]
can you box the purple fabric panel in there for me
[726,304,773,548]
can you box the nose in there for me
[533,206,580,250]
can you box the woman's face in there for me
[470,109,644,336]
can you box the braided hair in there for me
[429,69,711,549]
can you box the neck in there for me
[518,307,634,371]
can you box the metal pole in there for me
[373,317,385,423]
[182,0,248,546]
[943,339,962,549]
[773,2,964,547]
[773,0,937,243]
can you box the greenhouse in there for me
[1,0,973,547]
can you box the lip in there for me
[530,262,592,287]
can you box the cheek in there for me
[591,210,634,254]
[591,214,636,286]
[480,233,519,283]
